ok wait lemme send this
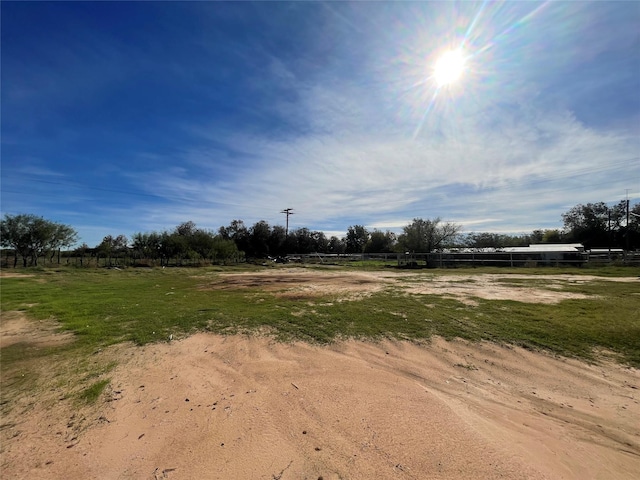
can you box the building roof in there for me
[502,244,584,253]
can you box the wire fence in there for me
[2,250,639,269]
[286,251,640,268]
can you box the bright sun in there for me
[433,49,465,87]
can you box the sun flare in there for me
[433,49,465,87]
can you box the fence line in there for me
[2,250,639,268]
[288,251,640,268]
[0,252,244,269]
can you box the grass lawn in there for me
[1,265,639,410]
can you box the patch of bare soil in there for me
[402,274,591,306]
[0,311,75,348]
[403,273,638,306]
[198,269,398,300]
[198,268,637,305]
[0,272,35,278]
[2,334,638,479]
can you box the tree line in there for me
[2,201,639,267]
[464,201,640,250]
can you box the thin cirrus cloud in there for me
[1,1,638,247]
[134,94,636,233]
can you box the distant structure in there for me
[501,244,585,263]
[399,244,588,268]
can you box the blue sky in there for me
[2,1,639,247]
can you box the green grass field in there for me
[1,265,639,411]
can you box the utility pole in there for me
[626,190,630,255]
[608,207,611,259]
[280,208,294,237]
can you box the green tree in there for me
[132,232,162,262]
[1,214,78,267]
[249,220,271,257]
[464,232,541,249]
[268,225,287,256]
[158,232,186,266]
[175,221,197,237]
[541,229,563,243]
[73,242,90,266]
[464,232,507,249]
[175,222,210,264]
[345,225,369,253]
[311,230,329,253]
[562,201,626,249]
[219,220,249,254]
[397,218,461,253]
[622,203,640,250]
[365,230,396,253]
[189,229,217,262]
[529,230,544,244]
[97,234,128,266]
[211,237,241,263]
[328,236,346,254]
[293,228,314,254]
[289,228,328,254]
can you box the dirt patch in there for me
[410,273,637,305]
[199,268,398,300]
[0,311,74,348]
[197,268,637,305]
[0,272,35,278]
[2,334,638,479]
[402,274,596,305]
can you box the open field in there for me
[1,265,639,478]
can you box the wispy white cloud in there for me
[124,74,638,240]
[17,164,66,177]
[3,1,638,248]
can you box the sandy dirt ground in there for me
[2,270,639,479]
[2,334,639,480]
[0,311,75,349]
